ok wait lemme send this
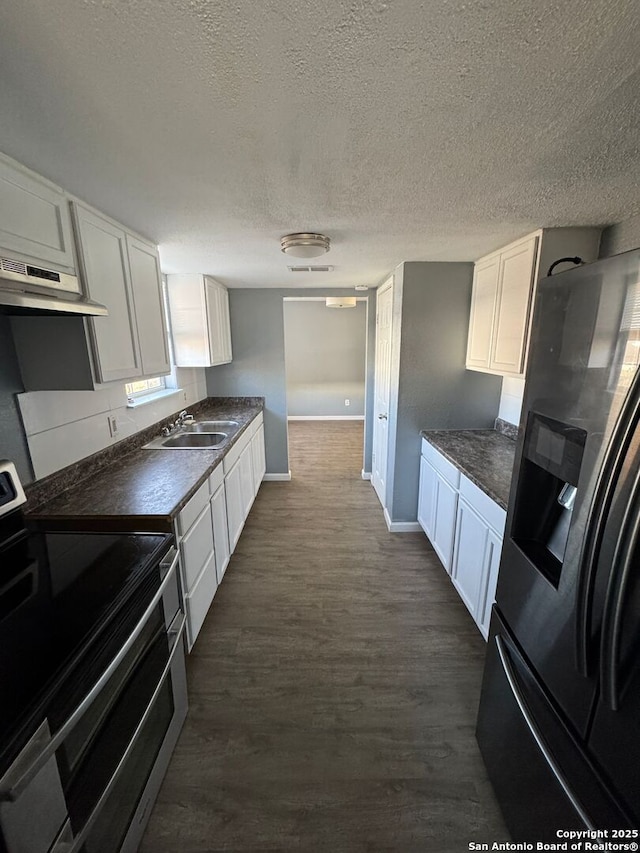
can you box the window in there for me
[125,377,166,403]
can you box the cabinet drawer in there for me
[180,503,214,591]
[177,480,209,536]
[208,463,224,495]
[420,438,460,488]
[459,473,506,535]
[223,426,252,473]
[185,551,217,650]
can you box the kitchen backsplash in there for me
[497,376,524,427]
[18,367,208,479]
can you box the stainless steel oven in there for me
[0,461,188,853]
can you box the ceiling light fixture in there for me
[280,233,330,258]
[326,297,356,309]
[354,285,369,291]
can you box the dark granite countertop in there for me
[420,429,517,510]
[27,399,264,533]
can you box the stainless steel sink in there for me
[144,432,227,449]
[182,420,239,432]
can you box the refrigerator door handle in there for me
[576,378,640,677]
[495,635,595,830]
[600,474,640,712]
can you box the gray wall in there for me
[207,289,376,475]
[600,214,640,258]
[0,317,32,483]
[284,300,366,417]
[386,262,503,523]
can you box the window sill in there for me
[126,388,184,409]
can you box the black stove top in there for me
[0,512,172,774]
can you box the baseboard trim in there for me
[383,507,422,533]
[287,416,365,421]
[361,470,371,480]
[263,472,292,482]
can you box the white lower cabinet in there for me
[175,481,218,651]
[419,437,506,639]
[185,552,218,648]
[418,438,460,574]
[431,475,458,573]
[224,457,245,552]
[417,455,436,539]
[250,423,266,497]
[223,412,265,552]
[174,413,266,649]
[210,482,230,584]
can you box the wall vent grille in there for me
[287,265,334,273]
[1,258,27,275]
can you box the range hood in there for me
[0,256,108,317]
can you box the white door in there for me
[371,278,393,508]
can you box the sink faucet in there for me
[174,410,193,429]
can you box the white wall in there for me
[18,367,208,479]
[284,300,366,418]
[498,376,525,426]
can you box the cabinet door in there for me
[466,256,500,370]
[126,235,170,377]
[478,529,502,640]
[490,236,538,374]
[225,458,245,552]
[250,424,266,497]
[210,484,231,584]
[239,445,255,518]
[220,285,233,362]
[417,455,437,538]
[451,498,489,619]
[432,474,458,573]
[184,551,217,650]
[204,277,233,366]
[72,203,141,382]
[0,155,76,272]
[179,503,215,593]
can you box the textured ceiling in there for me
[0,0,639,288]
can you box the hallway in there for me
[141,420,509,852]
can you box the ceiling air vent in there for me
[287,265,334,273]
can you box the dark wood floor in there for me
[140,421,509,852]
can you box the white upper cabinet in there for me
[11,198,170,390]
[466,228,601,378]
[126,234,171,377]
[166,274,232,368]
[489,235,538,374]
[72,202,142,383]
[0,152,76,273]
[466,256,500,370]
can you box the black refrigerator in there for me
[477,248,640,837]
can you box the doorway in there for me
[283,297,368,476]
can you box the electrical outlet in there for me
[345,399,350,407]
[108,415,118,437]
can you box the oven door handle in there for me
[50,611,187,853]
[0,547,180,803]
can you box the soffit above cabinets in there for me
[0,0,638,289]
